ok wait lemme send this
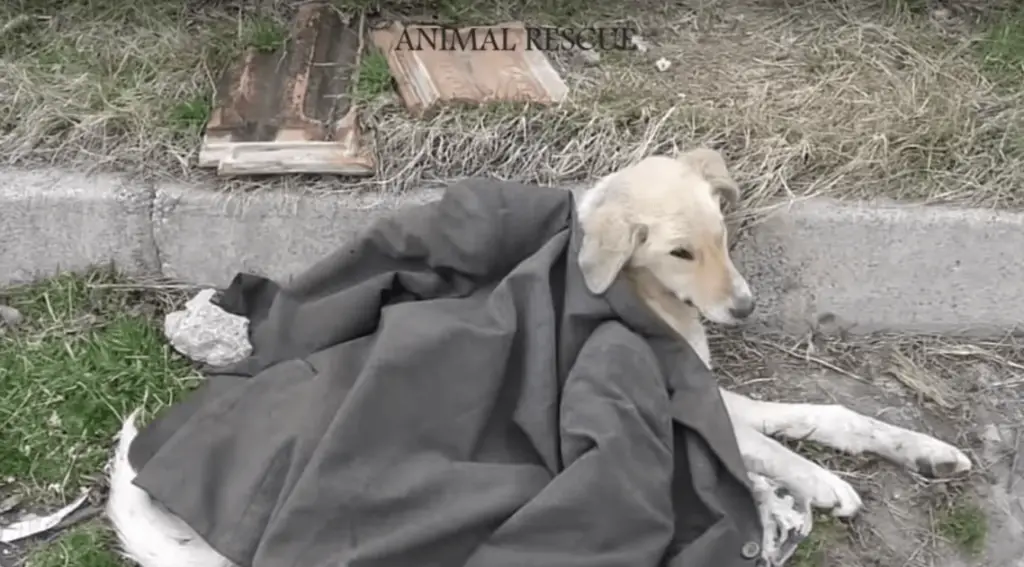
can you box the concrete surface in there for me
[1,169,158,283]
[2,168,1022,336]
[152,180,443,285]
[732,198,1024,336]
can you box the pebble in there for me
[573,48,601,67]
[0,306,23,328]
[630,34,650,54]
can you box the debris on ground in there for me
[572,47,601,67]
[0,306,21,328]
[630,33,649,53]
[0,493,88,544]
[163,288,251,367]
[369,21,568,118]
[0,494,22,516]
[198,3,375,177]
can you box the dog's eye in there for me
[670,248,694,261]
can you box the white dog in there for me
[575,150,972,562]
[107,150,972,567]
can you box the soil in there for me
[712,330,1024,567]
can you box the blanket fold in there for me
[129,179,762,567]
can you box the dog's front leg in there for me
[721,390,972,478]
[732,423,863,516]
[749,472,812,566]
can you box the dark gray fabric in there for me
[129,179,763,567]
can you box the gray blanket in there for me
[129,179,763,567]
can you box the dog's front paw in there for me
[908,439,972,478]
[801,469,862,517]
[750,474,813,565]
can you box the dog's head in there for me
[576,148,754,325]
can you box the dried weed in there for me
[2,0,1023,209]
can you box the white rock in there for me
[630,34,650,53]
[654,57,671,72]
[164,289,252,367]
[0,305,23,327]
[574,48,601,67]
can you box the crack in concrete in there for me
[145,181,164,277]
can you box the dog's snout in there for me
[729,296,755,320]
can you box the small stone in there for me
[163,289,252,367]
[0,493,23,515]
[654,57,671,72]
[573,48,601,67]
[0,305,23,328]
[630,34,650,53]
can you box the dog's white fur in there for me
[108,410,235,567]
[106,151,972,566]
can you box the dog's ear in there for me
[678,148,740,209]
[578,204,648,295]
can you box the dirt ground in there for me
[2,274,1021,566]
[2,0,1023,208]
[711,329,1024,567]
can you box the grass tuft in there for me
[354,49,394,103]
[789,514,848,567]
[0,269,200,498]
[169,93,212,134]
[243,16,288,53]
[22,523,127,567]
[978,9,1024,82]
[935,502,988,557]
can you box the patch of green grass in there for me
[935,502,988,556]
[789,514,849,567]
[354,49,393,103]
[168,93,212,133]
[436,0,477,22]
[23,522,127,567]
[243,16,288,53]
[978,10,1024,83]
[0,269,200,497]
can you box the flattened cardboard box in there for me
[199,3,375,176]
[370,21,569,118]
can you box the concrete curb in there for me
[3,168,1022,336]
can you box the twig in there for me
[753,339,870,383]
[86,283,202,291]
[1009,429,1021,492]
[1,14,30,37]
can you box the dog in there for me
[575,150,972,563]
[107,150,972,567]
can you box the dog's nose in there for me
[729,296,756,320]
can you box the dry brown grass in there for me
[0,0,292,170]
[2,0,1024,209]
